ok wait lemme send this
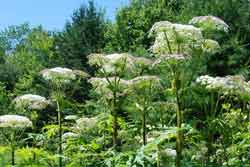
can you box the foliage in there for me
[53,1,106,73]
[0,0,250,167]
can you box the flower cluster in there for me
[40,67,88,84]
[161,148,177,158]
[64,115,78,121]
[13,94,50,110]
[75,117,97,131]
[89,77,130,98]
[202,39,221,54]
[196,75,250,97]
[128,76,162,91]
[152,54,189,67]
[88,53,153,76]
[62,132,79,140]
[149,21,203,55]
[189,16,229,33]
[0,115,32,129]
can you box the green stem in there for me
[157,145,161,167]
[174,77,182,167]
[57,100,63,167]
[164,31,173,54]
[142,108,146,146]
[11,145,15,166]
[112,90,118,150]
[10,132,15,166]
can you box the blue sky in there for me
[0,0,129,31]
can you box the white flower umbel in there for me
[13,94,50,110]
[153,54,189,67]
[189,16,229,33]
[0,115,32,166]
[134,57,153,69]
[40,67,88,84]
[0,115,32,129]
[88,53,134,74]
[196,75,250,97]
[202,39,220,54]
[149,21,172,36]
[128,76,161,90]
[89,77,130,98]
[149,21,203,55]
[75,117,97,131]
[62,132,79,140]
[64,115,78,121]
[163,148,177,158]
[88,53,153,76]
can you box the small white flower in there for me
[189,16,229,33]
[13,94,50,110]
[0,115,32,129]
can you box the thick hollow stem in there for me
[11,145,15,166]
[157,145,161,167]
[206,129,213,164]
[174,78,182,167]
[112,91,118,150]
[57,100,63,167]
[142,108,147,145]
[10,131,16,166]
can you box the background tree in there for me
[54,1,106,73]
[104,0,182,53]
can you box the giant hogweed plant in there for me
[88,53,154,151]
[0,115,32,166]
[149,15,227,167]
[40,67,88,167]
[195,75,250,166]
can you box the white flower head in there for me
[0,115,32,129]
[89,77,130,98]
[75,117,97,131]
[13,94,50,110]
[163,148,177,158]
[103,53,135,74]
[40,67,88,84]
[189,16,229,33]
[128,76,161,91]
[152,54,189,67]
[88,53,106,66]
[88,53,153,76]
[196,75,250,97]
[134,57,153,69]
[88,53,134,74]
[202,39,221,54]
[150,21,203,55]
[62,132,79,140]
[64,115,78,121]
